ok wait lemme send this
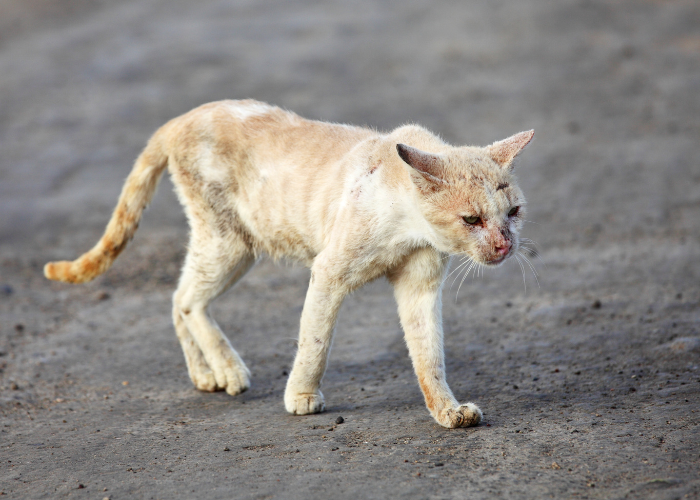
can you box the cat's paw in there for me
[284,391,325,415]
[203,351,250,396]
[219,364,251,396]
[435,403,482,428]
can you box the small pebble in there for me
[335,416,344,425]
[10,382,19,391]
[223,447,230,451]
[592,300,602,309]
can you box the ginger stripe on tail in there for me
[44,131,169,284]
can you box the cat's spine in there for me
[44,129,169,284]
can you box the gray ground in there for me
[1,0,699,498]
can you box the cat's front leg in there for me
[284,259,348,415]
[389,248,482,429]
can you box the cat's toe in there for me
[285,392,325,415]
[206,354,250,395]
[455,403,482,427]
[436,403,482,428]
[223,367,250,396]
[191,370,219,392]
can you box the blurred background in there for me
[1,0,698,255]
[1,0,699,498]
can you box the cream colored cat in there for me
[45,99,533,429]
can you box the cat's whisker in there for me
[519,246,539,258]
[468,261,477,279]
[520,237,538,247]
[448,264,470,291]
[518,250,541,288]
[518,250,539,278]
[454,259,481,300]
[523,246,546,269]
[518,238,547,269]
[455,261,477,300]
[444,257,471,289]
[449,258,474,291]
[514,254,527,292]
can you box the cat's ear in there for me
[487,130,534,169]
[396,144,446,184]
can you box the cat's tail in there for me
[44,129,169,284]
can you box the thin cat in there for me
[44,100,533,429]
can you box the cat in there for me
[44,99,533,428]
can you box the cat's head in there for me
[397,130,533,266]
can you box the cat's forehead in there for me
[446,148,511,187]
[440,149,522,215]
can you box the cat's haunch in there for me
[45,100,533,428]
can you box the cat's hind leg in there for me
[173,236,256,396]
[172,304,218,392]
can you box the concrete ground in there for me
[1,0,699,498]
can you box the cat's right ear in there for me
[396,144,446,185]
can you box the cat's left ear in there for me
[487,130,534,169]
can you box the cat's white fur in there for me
[45,100,533,428]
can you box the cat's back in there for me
[162,100,380,263]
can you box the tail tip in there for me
[44,260,76,283]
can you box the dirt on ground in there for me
[1,0,699,498]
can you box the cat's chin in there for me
[483,254,509,267]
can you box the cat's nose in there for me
[495,240,511,255]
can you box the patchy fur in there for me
[45,99,533,428]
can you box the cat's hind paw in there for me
[435,403,482,428]
[219,365,251,396]
[190,369,219,392]
[284,391,325,415]
[189,361,250,395]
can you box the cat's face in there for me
[423,152,525,266]
[397,130,533,266]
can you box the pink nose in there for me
[495,239,512,256]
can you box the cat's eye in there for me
[463,215,480,225]
[508,206,519,217]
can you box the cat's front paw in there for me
[284,391,325,415]
[435,403,482,428]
